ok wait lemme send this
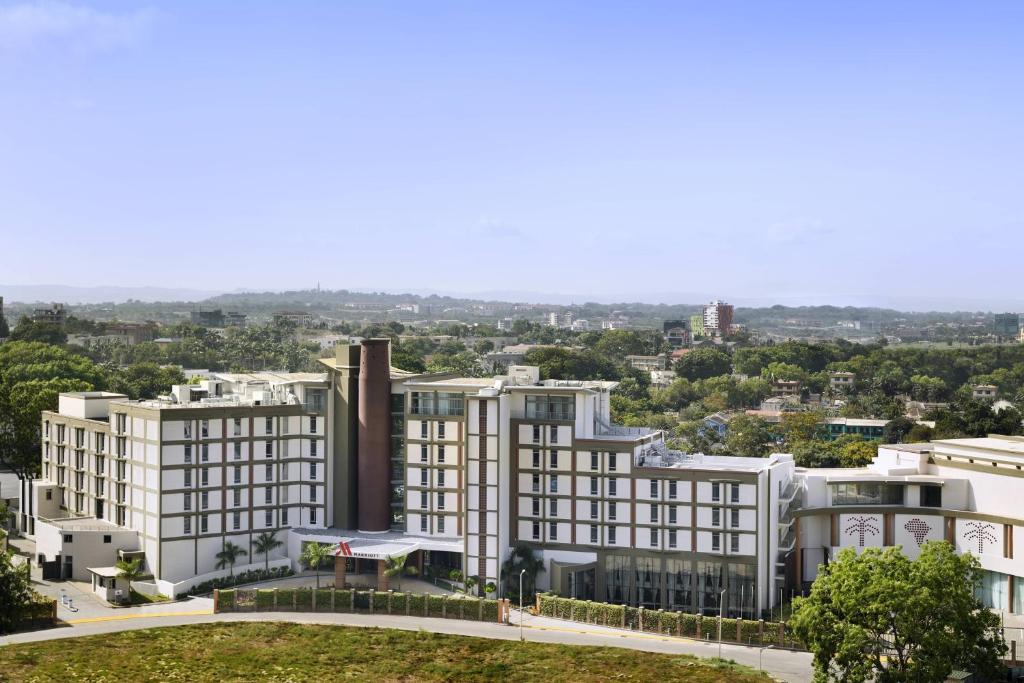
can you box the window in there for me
[532,425,540,443]
[234,442,242,460]
[608,527,617,544]
[201,491,209,509]
[184,493,192,511]
[712,508,721,526]
[420,445,428,463]
[233,489,241,507]
[184,469,192,488]
[265,463,272,481]
[265,441,273,457]
[650,480,659,498]
[650,530,658,547]
[830,482,905,506]
[233,511,241,530]
[201,444,209,462]
[184,421,192,439]
[184,445,192,464]
[201,514,208,533]
[525,395,574,421]
[669,529,677,548]
[437,445,445,464]
[184,516,192,534]
[730,483,740,503]
[590,524,598,543]
[590,477,598,496]
[201,468,209,486]
[265,417,273,435]
[437,516,445,533]
[532,449,540,468]
[282,508,289,525]
[550,426,559,444]
[438,422,445,439]
[549,450,558,469]
[420,491,427,509]
[233,418,241,436]
[921,484,942,508]
[712,532,721,552]
[549,521,557,540]
[420,469,428,487]
[310,462,317,479]
[650,503,659,523]
[310,416,317,433]
[711,482,722,502]
[532,473,540,493]
[549,498,557,516]
[590,452,599,471]
[234,466,241,484]
[532,498,540,516]
[532,521,540,540]
[608,503,617,521]
[201,419,209,438]
[420,421,428,439]
[438,470,446,487]
[730,508,740,528]
[730,534,740,553]
[609,454,617,471]
[438,492,445,510]
[590,500,598,519]
[309,508,316,525]
[310,439,318,457]
[63,534,73,543]
[265,486,272,504]
[309,484,316,501]
[609,479,617,496]
[421,516,428,532]
[549,476,558,494]
[265,510,272,527]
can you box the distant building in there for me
[772,379,802,398]
[31,303,67,327]
[662,320,691,349]
[547,311,573,329]
[571,319,590,331]
[496,317,516,332]
[650,370,676,388]
[994,313,1020,338]
[829,371,855,392]
[625,355,667,372]
[105,321,159,345]
[600,319,628,330]
[689,314,706,338]
[273,311,314,327]
[702,300,734,337]
[191,309,246,328]
[972,384,998,401]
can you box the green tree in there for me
[382,553,418,591]
[0,550,33,633]
[253,531,283,571]
[9,317,66,345]
[215,542,248,579]
[300,542,332,589]
[722,415,774,457]
[792,543,1004,683]
[674,348,731,381]
[837,437,877,467]
[779,411,825,444]
[115,557,145,597]
[500,543,545,603]
[108,363,185,399]
[882,417,916,444]
[0,310,9,339]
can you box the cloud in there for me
[476,219,526,239]
[759,220,835,245]
[0,1,156,55]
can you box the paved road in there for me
[0,604,813,681]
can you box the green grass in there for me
[0,622,769,682]
[127,589,169,605]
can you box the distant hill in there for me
[0,284,224,305]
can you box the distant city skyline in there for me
[2,1,1022,303]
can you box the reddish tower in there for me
[357,338,392,531]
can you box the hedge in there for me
[427,595,445,618]
[294,589,312,610]
[372,591,389,613]
[186,566,293,597]
[256,589,275,610]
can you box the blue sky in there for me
[1,1,1022,308]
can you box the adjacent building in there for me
[662,320,691,349]
[702,300,734,337]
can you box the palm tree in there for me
[115,558,144,599]
[500,543,545,602]
[215,541,248,579]
[465,574,480,596]
[300,542,332,589]
[382,554,418,591]
[253,531,283,571]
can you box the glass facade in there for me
[696,561,724,615]
[830,482,905,505]
[975,570,1009,610]
[390,393,406,529]
[524,395,575,421]
[410,391,465,416]
[605,554,631,604]
[665,559,692,612]
[727,564,757,619]
[636,557,661,608]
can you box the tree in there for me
[115,557,144,597]
[253,531,283,571]
[791,543,1004,683]
[0,549,34,633]
[108,363,185,399]
[215,541,248,578]
[722,414,774,457]
[500,543,545,602]
[9,318,66,345]
[674,348,731,381]
[0,310,9,339]
[382,553,418,591]
[300,542,332,589]
[779,411,825,445]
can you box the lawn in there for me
[0,622,768,682]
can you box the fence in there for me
[215,587,507,624]
[536,593,804,649]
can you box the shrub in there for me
[680,613,700,637]
[481,599,499,622]
[624,606,640,630]
[427,595,445,618]
[277,588,295,609]
[294,589,312,610]
[739,619,763,646]
[187,566,294,596]
[408,594,427,615]
[256,590,275,610]
[372,592,389,612]
[316,589,332,610]
[354,591,371,611]
[218,590,235,610]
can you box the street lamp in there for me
[718,588,727,660]
[520,569,526,642]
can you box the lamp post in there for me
[718,588,726,660]
[520,569,526,642]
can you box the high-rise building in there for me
[689,313,705,338]
[994,313,1020,338]
[702,300,734,336]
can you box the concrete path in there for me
[0,604,813,682]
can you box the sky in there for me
[1,1,1022,309]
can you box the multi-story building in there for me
[689,313,706,338]
[828,371,855,392]
[702,300,734,337]
[548,311,574,329]
[190,309,246,328]
[31,303,67,326]
[26,372,328,595]
[994,313,1020,338]
[662,320,691,349]
[625,355,667,373]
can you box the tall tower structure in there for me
[357,339,392,532]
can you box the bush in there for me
[427,595,445,618]
[187,566,294,596]
[295,589,312,610]
[481,599,499,622]
[680,613,700,637]
[277,588,295,609]
[354,590,371,611]
[218,590,235,610]
[739,619,763,646]
[316,588,332,609]
[624,606,640,630]
[256,590,275,610]
[408,594,427,616]
[372,591,388,612]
